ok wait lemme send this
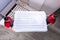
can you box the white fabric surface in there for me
[13,11,47,32]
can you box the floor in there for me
[0,1,60,40]
[0,25,60,40]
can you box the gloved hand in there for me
[4,16,13,28]
[47,13,56,24]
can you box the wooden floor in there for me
[0,25,60,40]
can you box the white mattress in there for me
[13,11,47,32]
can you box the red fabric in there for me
[48,13,56,24]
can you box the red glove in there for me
[48,13,56,24]
[4,16,12,28]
